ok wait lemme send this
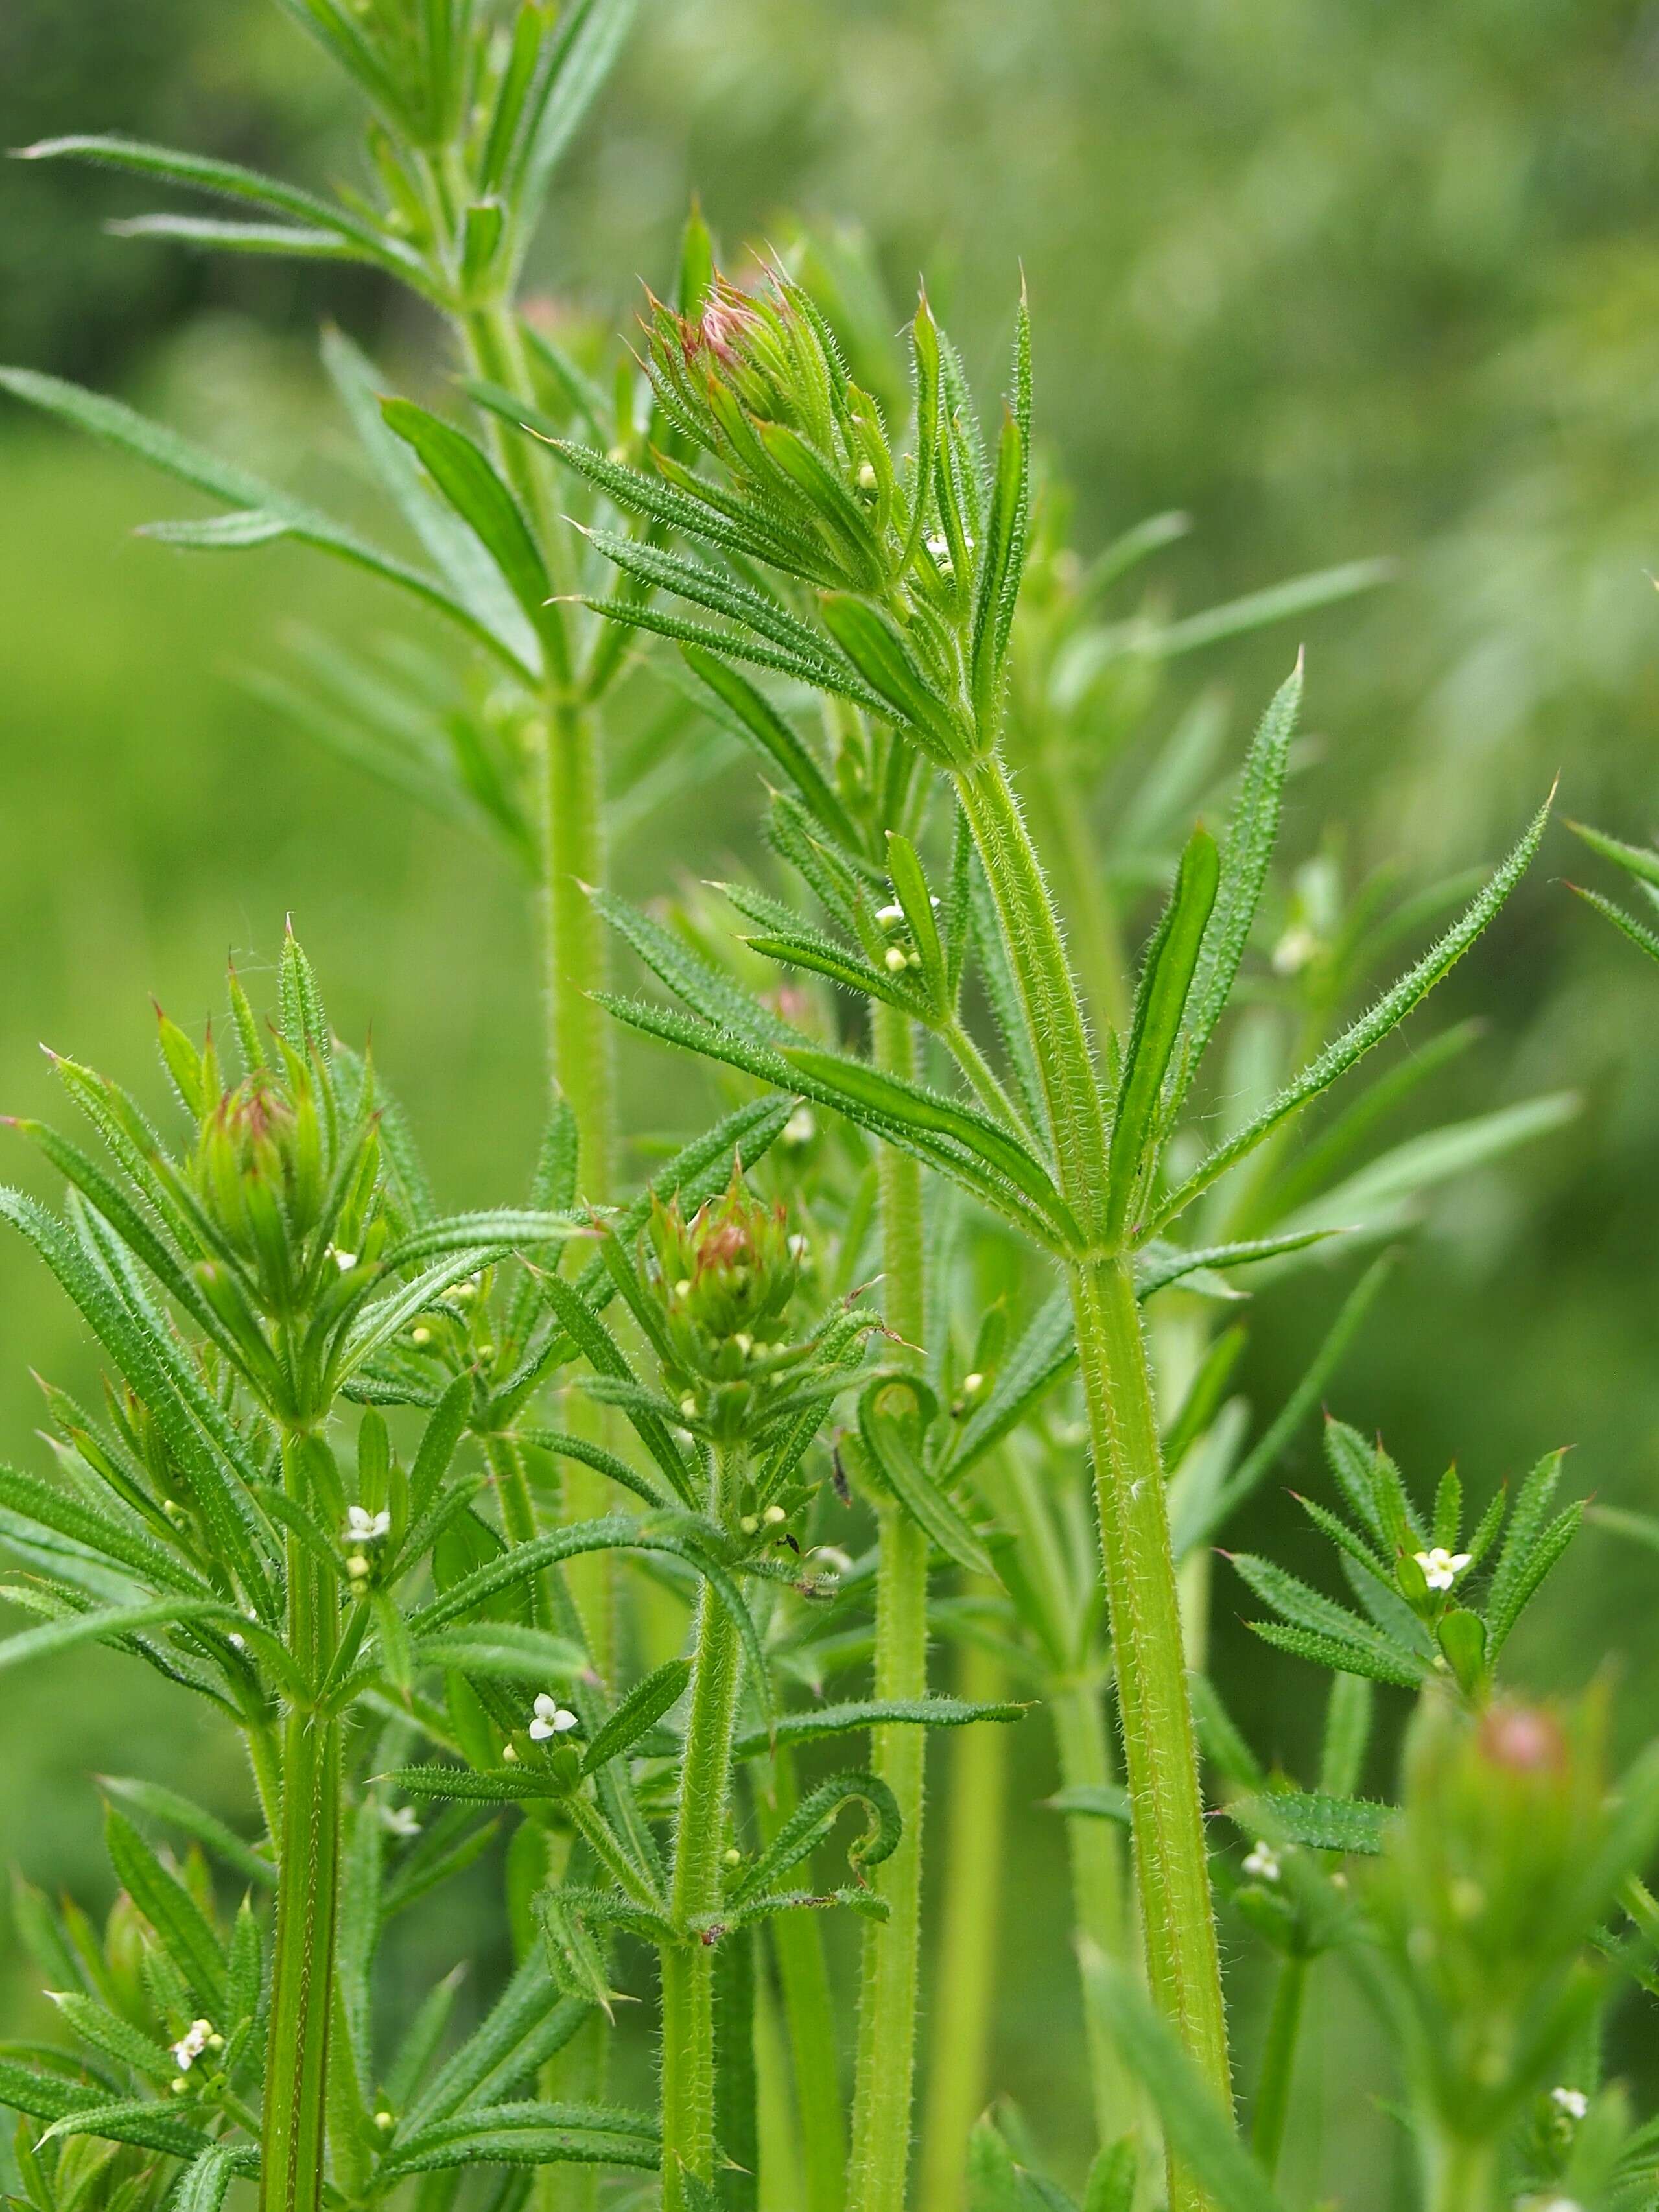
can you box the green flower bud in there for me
[648,1166,799,1366]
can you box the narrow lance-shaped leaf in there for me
[885,831,948,1012]
[819,594,968,764]
[785,1047,1077,1246]
[103,1804,226,2008]
[729,1770,901,1901]
[15,134,420,275]
[858,1390,996,1581]
[582,1658,692,1774]
[381,400,554,647]
[1155,792,1553,1232]
[1173,659,1302,1109]
[731,1696,1026,1761]
[1106,826,1219,1242]
[0,371,536,683]
[680,645,860,849]
[1568,884,1659,967]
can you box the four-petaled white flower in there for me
[171,2018,214,2072]
[1414,1546,1472,1593]
[329,1247,359,1273]
[344,1504,392,1544]
[875,902,905,926]
[382,1804,421,1839]
[1551,2086,1588,2123]
[1241,1842,1281,1883]
[528,1692,578,1741]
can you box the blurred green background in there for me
[3,0,1658,2191]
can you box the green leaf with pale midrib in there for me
[1153,791,1553,1232]
[1229,1788,1393,1855]
[732,1695,1026,1761]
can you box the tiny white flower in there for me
[1271,924,1319,976]
[884,946,909,972]
[783,1107,816,1146]
[925,532,950,561]
[528,1692,578,1741]
[961,1372,985,1396]
[344,1504,392,1544]
[875,902,906,925]
[329,1246,359,1273]
[1551,2086,1588,2123]
[1414,1546,1472,1593]
[1241,1842,1281,1883]
[811,1546,853,1574]
[381,1804,421,1839]
[228,1632,246,1652]
[171,2018,214,2071]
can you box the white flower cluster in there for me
[529,1692,578,1741]
[1241,1842,1281,1883]
[171,2018,216,2072]
[1413,1546,1471,1593]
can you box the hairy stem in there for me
[1251,1954,1308,2180]
[956,755,1231,2206]
[917,1636,1012,2212]
[849,999,929,2212]
[662,1458,746,2212]
[261,1444,342,2212]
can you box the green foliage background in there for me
[3,0,1658,2180]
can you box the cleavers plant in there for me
[6,9,1659,2212]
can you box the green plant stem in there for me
[956,755,1231,2208]
[1250,1955,1307,2180]
[1050,1679,1133,2142]
[1428,2134,1501,2212]
[917,1635,1012,2212]
[261,1443,342,2212]
[758,1751,845,2212]
[849,999,929,2212]
[662,1457,746,2212]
